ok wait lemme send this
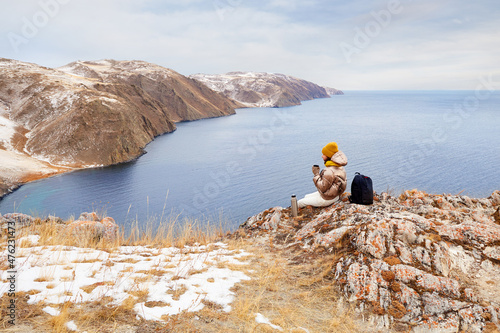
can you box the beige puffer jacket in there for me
[313,150,348,200]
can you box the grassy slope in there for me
[0,217,366,333]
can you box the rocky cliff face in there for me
[190,72,336,108]
[59,60,242,122]
[0,59,238,168]
[240,189,500,332]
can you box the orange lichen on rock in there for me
[381,270,396,282]
[388,300,407,319]
[436,221,500,245]
[66,212,119,242]
[383,256,402,266]
[494,208,500,225]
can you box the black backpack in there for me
[349,172,373,205]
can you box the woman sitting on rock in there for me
[298,142,348,208]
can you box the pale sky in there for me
[1,0,499,90]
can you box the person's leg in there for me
[298,192,316,208]
[297,192,314,208]
[298,191,337,208]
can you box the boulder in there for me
[494,208,500,225]
[78,212,100,222]
[67,213,119,243]
[490,191,500,206]
[1,213,37,234]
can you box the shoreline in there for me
[0,112,236,201]
[0,100,290,201]
[0,168,74,200]
[0,149,75,200]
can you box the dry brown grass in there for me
[166,285,188,301]
[144,300,170,308]
[135,268,168,277]
[124,215,227,249]
[33,265,58,284]
[8,211,228,258]
[6,221,100,251]
[0,291,46,331]
[80,281,114,294]
[1,214,366,332]
[221,238,361,333]
[114,237,361,333]
[46,303,71,333]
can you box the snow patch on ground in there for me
[0,242,251,322]
[0,98,69,186]
[255,313,284,331]
[0,149,62,182]
[43,306,61,316]
[100,96,119,104]
[19,235,41,246]
[0,115,16,149]
[66,320,78,331]
[49,90,78,111]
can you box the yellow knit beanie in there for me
[321,142,339,158]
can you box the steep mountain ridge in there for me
[0,58,241,197]
[59,60,242,122]
[190,71,339,107]
[0,58,239,168]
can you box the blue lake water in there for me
[1,91,499,230]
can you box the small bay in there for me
[1,91,498,230]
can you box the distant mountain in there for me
[323,86,344,96]
[190,72,341,108]
[0,59,239,168]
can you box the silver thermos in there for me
[291,194,298,217]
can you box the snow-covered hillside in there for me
[190,71,339,108]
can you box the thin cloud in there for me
[0,0,498,89]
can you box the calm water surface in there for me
[1,91,499,229]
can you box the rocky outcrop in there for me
[239,189,500,332]
[190,72,335,108]
[0,213,64,237]
[0,58,239,168]
[0,211,118,243]
[66,212,119,243]
[0,180,13,198]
